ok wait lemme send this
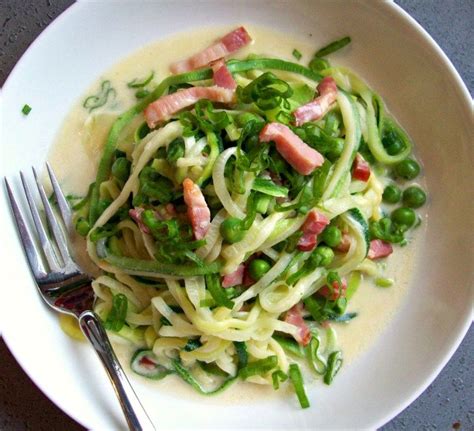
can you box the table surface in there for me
[0,1,472,430]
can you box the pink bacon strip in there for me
[170,26,252,74]
[144,86,235,129]
[293,77,338,126]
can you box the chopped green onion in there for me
[272,369,288,390]
[288,363,310,408]
[324,351,343,385]
[104,293,128,332]
[305,333,326,375]
[127,71,154,88]
[252,178,289,197]
[21,104,32,115]
[273,335,305,358]
[234,341,248,369]
[239,355,278,380]
[375,277,394,288]
[292,49,302,60]
[205,274,234,309]
[83,80,116,113]
[315,36,351,57]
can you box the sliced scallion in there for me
[288,363,310,408]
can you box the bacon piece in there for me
[259,122,324,175]
[284,303,311,346]
[318,278,347,301]
[182,178,211,240]
[129,208,150,234]
[293,77,338,126]
[212,60,237,89]
[144,86,235,128]
[170,26,252,74]
[368,239,393,260]
[222,264,245,288]
[297,210,330,252]
[352,153,371,182]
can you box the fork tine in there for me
[4,178,48,279]
[20,171,61,272]
[32,167,71,266]
[46,162,73,234]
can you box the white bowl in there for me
[1,1,472,429]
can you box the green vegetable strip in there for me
[197,132,220,185]
[227,58,323,81]
[273,335,305,358]
[97,239,221,276]
[172,360,237,395]
[104,293,128,331]
[127,71,154,88]
[324,351,343,385]
[315,36,351,57]
[234,341,248,369]
[200,362,229,377]
[288,364,310,408]
[239,356,278,380]
[205,274,234,309]
[251,178,288,197]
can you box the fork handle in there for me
[79,310,155,431]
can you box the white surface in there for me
[0,1,472,430]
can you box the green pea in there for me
[382,133,404,156]
[166,137,185,163]
[220,217,245,244]
[75,217,90,237]
[395,159,420,180]
[248,259,271,280]
[313,246,335,267]
[391,207,416,228]
[111,157,131,183]
[321,226,342,248]
[402,186,426,208]
[382,184,402,204]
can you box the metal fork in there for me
[4,164,155,431]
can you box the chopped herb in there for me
[83,80,116,112]
[21,104,32,115]
[315,36,351,57]
[292,49,302,60]
[127,71,154,88]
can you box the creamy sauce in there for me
[48,25,423,401]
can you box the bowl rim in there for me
[1,1,472,429]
